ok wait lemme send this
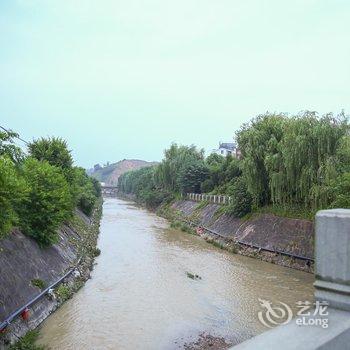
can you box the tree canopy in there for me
[0,134,101,245]
[118,111,350,218]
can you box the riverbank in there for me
[0,199,102,348]
[117,192,314,272]
[158,199,314,272]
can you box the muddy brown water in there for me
[37,198,314,349]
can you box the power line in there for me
[0,125,29,145]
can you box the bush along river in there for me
[37,198,314,349]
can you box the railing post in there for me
[314,209,350,311]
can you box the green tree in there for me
[154,144,205,193]
[0,129,24,163]
[225,177,252,217]
[18,158,73,246]
[28,137,101,216]
[71,167,100,216]
[331,172,350,208]
[204,154,241,194]
[236,111,349,209]
[178,162,209,193]
[0,157,27,238]
[206,153,225,166]
[28,137,73,181]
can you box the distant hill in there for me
[89,159,157,185]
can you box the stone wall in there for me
[171,200,314,263]
[0,207,101,348]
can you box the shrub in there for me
[140,189,173,209]
[71,167,100,216]
[200,178,214,193]
[9,330,45,350]
[225,177,252,218]
[77,189,96,216]
[31,279,46,290]
[56,284,71,301]
[18,158,73,247]
[178,162,209,194]
[93,247,101,257]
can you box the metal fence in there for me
[186,193,233,205]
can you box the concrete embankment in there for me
[0,201,102,348]
[165,200,314,272]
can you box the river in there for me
[37,198,314,349]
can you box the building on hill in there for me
[212,142,240,158]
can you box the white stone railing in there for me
[232,209,350,350]
[186,193,233,205]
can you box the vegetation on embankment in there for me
[0,198,102,348]
[0,130,103,348]
[158,199,314,271]
[8,330,43,350]
[0,131,101,246]
[118,111,350,220]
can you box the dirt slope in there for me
[91,159,157,185]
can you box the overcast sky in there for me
[1,0,349,167]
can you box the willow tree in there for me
[236,113,286,206]
[236,111,349,210]
[153,143,205,193]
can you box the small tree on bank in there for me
[225,177,252,218]
[18,158,73,247]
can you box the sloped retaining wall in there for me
[0,205,101,348]
[171,200,314,271]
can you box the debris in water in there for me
[183,333,232,349]
[186,272,202,280]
